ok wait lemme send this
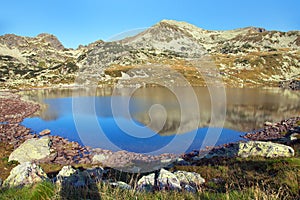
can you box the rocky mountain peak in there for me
[0,34,29,49]
[36,33,65,50]
[243,26,267,33]
[156,19,206,32]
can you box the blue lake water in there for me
[20,87,300,155]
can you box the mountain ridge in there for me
[0,20,299,89]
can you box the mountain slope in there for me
[0,33,79,88]
[0,20,299,89]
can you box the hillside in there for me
[0,20,300,89]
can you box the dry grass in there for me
[0,143,19,180]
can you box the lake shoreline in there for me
[1,90,299,166]
[0,90,299,198]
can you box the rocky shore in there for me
[280,79,300,90]
[0,91,299,198]
[243,116,300,141]
[0,92,178,170]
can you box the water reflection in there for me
[20,87,300,133]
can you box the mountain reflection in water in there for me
[20,87,300,154]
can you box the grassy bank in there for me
[0,142,299,200]
[0,181,293,200]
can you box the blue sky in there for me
[0,0,299,48]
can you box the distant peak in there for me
[156,19,205,31]
[37,33,53,37]
[36,33,64,50]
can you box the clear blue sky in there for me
[0,0,299,48]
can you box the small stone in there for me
[110,181,132,190]
[92,154,108,164]
[264,121,273,126]
[39,129,51,136]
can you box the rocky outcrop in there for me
[237,141,294,158]
[9,136,51,163]
[280,79,300,90]
[137,168,204,191]
[186,141,295,161]
[3,162,49,187]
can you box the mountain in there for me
[0,33,80,88]
[0,20,299,89]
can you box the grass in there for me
[0,143,19,181]
[0,136,299,199]
[173,142,300,199]
[0,151,299,199]
[0,181,290,200]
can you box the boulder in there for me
[190,141,295,160]
[3,162,48,187]
[56,165,91,187]
[85,167,106,182]
[237,141,294,158]
[137,168,181,191]
[174,171,205,187]
[9,136,51,163]
[57,165,76,178]
[137,172,155,191]
[158,169,181,190]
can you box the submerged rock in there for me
[3,162,48,187]
[237,141,294,158]
[9,136,51,163]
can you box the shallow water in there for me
[20,87,300,154]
